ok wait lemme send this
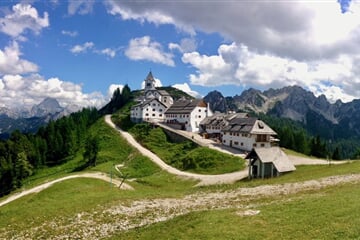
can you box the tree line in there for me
[0,85,133,197]
[0,108,100,196]
[259,113,360,160]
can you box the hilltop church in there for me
[130,72,213,132]
[129,72,295,177]
[130,72,173,123]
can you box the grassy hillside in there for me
[129,124,245,174]
[2,116,360,239]
[0,116,198,238]
[18,117,160,190]
[2,161,360,239]
[132,86,194,101]
[112,182,360,240]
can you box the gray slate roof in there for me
[246,147,296,173]
[131,98,167,109]
[157,90,171,96]
[146,71,155,82]
[200,112,250,127]
[222,117,276,135]
[165,99,206,114]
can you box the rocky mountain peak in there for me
[31,98,64,117]
[204,85,351,125]
[204,90,227,113]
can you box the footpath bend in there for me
[105,115,249,186]
[0,172,133,208]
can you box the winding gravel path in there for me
[105,115,249,186]
[0,172,133,208]
[5,173,360,240]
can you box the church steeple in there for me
[144,71,156,92]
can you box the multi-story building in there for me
[130,72,173,123]
[221,117,278,152]
[164,99,213,132]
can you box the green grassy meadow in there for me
[111,182,360,240]
[1,116,360,239]
[128,124,246,174]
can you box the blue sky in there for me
[0,0,359,109]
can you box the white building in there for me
[221,117,277,152]
[131,98,168,123]
[246,147,296,178]
[130,72,174,123]
[165,99,213,132]
[199,112,250,139]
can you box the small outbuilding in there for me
[246,147,296,178]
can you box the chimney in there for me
[207,102,213,117]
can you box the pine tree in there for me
[83,136,99,166]
[332,147,341,160]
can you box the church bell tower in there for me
[144,71,156,92]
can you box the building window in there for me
[153,108,156,111]
[223,140,226,143]
[199,109,201,112]
[241,142,243,146]
[234,141,239,145]
[261,143,265,147]
[256,134,267,142]
[145,113,149,116]
[152,103,156,106]
[146,108,149,111]
[253,143,257,147]
[159,109,163,112]
[199,115,201,118]
[152,114,155,117]
[159,114,163,117]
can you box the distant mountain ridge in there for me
[0,98,81,138]
[204,85,360,140]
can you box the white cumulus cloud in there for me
[182,42,360,103]
[0,3,49,39]
[125,36,175,66]
[96,48,117,58]
[68,0,94,15]
[169,38,197,53]
[0,41,38,75]
[103,0,360,102]
[70,42,94,54]
[108,84,124,98]
[105,0,195,34]
[103,1,360,61]
[172,83,201,98]
[61,30,78,37]
[0,74,106,109]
